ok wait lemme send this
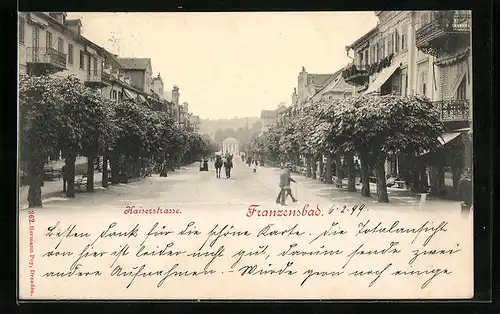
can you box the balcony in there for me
[84,70,108,88]
[342,63,369,86]
[434,99,470,122]
[26,47,66,75]
[416,11,471,57]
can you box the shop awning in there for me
[363,63,400,95]
[419,132,461,156]
[123,89,135,100]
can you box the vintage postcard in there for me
[18,11,474,300]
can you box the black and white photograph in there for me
[18,11,476,300]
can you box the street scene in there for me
[18,11,472,214]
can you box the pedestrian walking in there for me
[276,168,298,205]
[252,160,258,173]
[458,168,472,213]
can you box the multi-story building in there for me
[19,12,107,90]
[414,10,472,195]
[260,103,287,133]
[291,67,335,106]
[343,10,472,197]
[117,57,154,95]
[311,68,356,102]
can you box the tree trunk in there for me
[335,152,343,188]
[110,152,119,184]
[311,155,317,180]
[359,151,371,197]
[86,154,95,192]
[102,156,109,188]
[27,158,44,208]
[65,154,76,198]
[306,155,312,178]
[411,169,420,193]
[318,155,324,181]
[325,153,333,184]
[346,152,356,192]
[375,158,389,203]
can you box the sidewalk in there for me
[19,172,103,209]
[253,163,460,212]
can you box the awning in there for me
[450,69,467,98]
[28,13,49,27]
[438,132,461,145]
[419,132,461,156]
[123,89,135,100]
[363,63,400,95]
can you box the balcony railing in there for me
[434,99,470,122]
[26,47,67,70]
[416,11,471,56]
[342,63,369,86]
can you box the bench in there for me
[74,176,87,191]
[394,180,406,189]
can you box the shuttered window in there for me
[19,17,25,44]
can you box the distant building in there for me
[117,57,153,94]
[260,103,287,133]
[293,66,335,105]
[222,137,240,156]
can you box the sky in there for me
[67,12,379,120]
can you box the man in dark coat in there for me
[276,168,297,205]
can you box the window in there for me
[387,34,393,54]
[358,51,364,67]
[378,37,386,59]
[112,90,117,100]
[401,25,408,51]
[46,31,52,48]
[93,56,98,75]
[456,77,467,100]
[394,30,400,53]
[401,72,408,96]
[370,45,376,64]
[57,37,64,52]
[19,17,25,44]
[392,73,401,95]
[79,50,84,69]
[118,91,122,101]
[420,72,428,96]
[364,50,369,67]
[68,43,74,64]
[420,13,430,29]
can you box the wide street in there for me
[19,157,462,214]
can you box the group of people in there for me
[213,154,234,179]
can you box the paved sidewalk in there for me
[19,172,103,209]
[252,163,460,212]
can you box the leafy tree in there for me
[333,94,445,202]
[19,75,65,207]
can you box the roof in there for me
[117,58,151,71]
[222,137,239,143]
[65,19,82,26]
[308,74,334,86]
[348,26,379,49]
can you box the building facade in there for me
[222,137,240,156]
[291,67,335,106]
[343,10,472,197]
[19,12,107,87]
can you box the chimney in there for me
[172,85,180,106]
[124,76,131,84]
[65,19,82,36]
